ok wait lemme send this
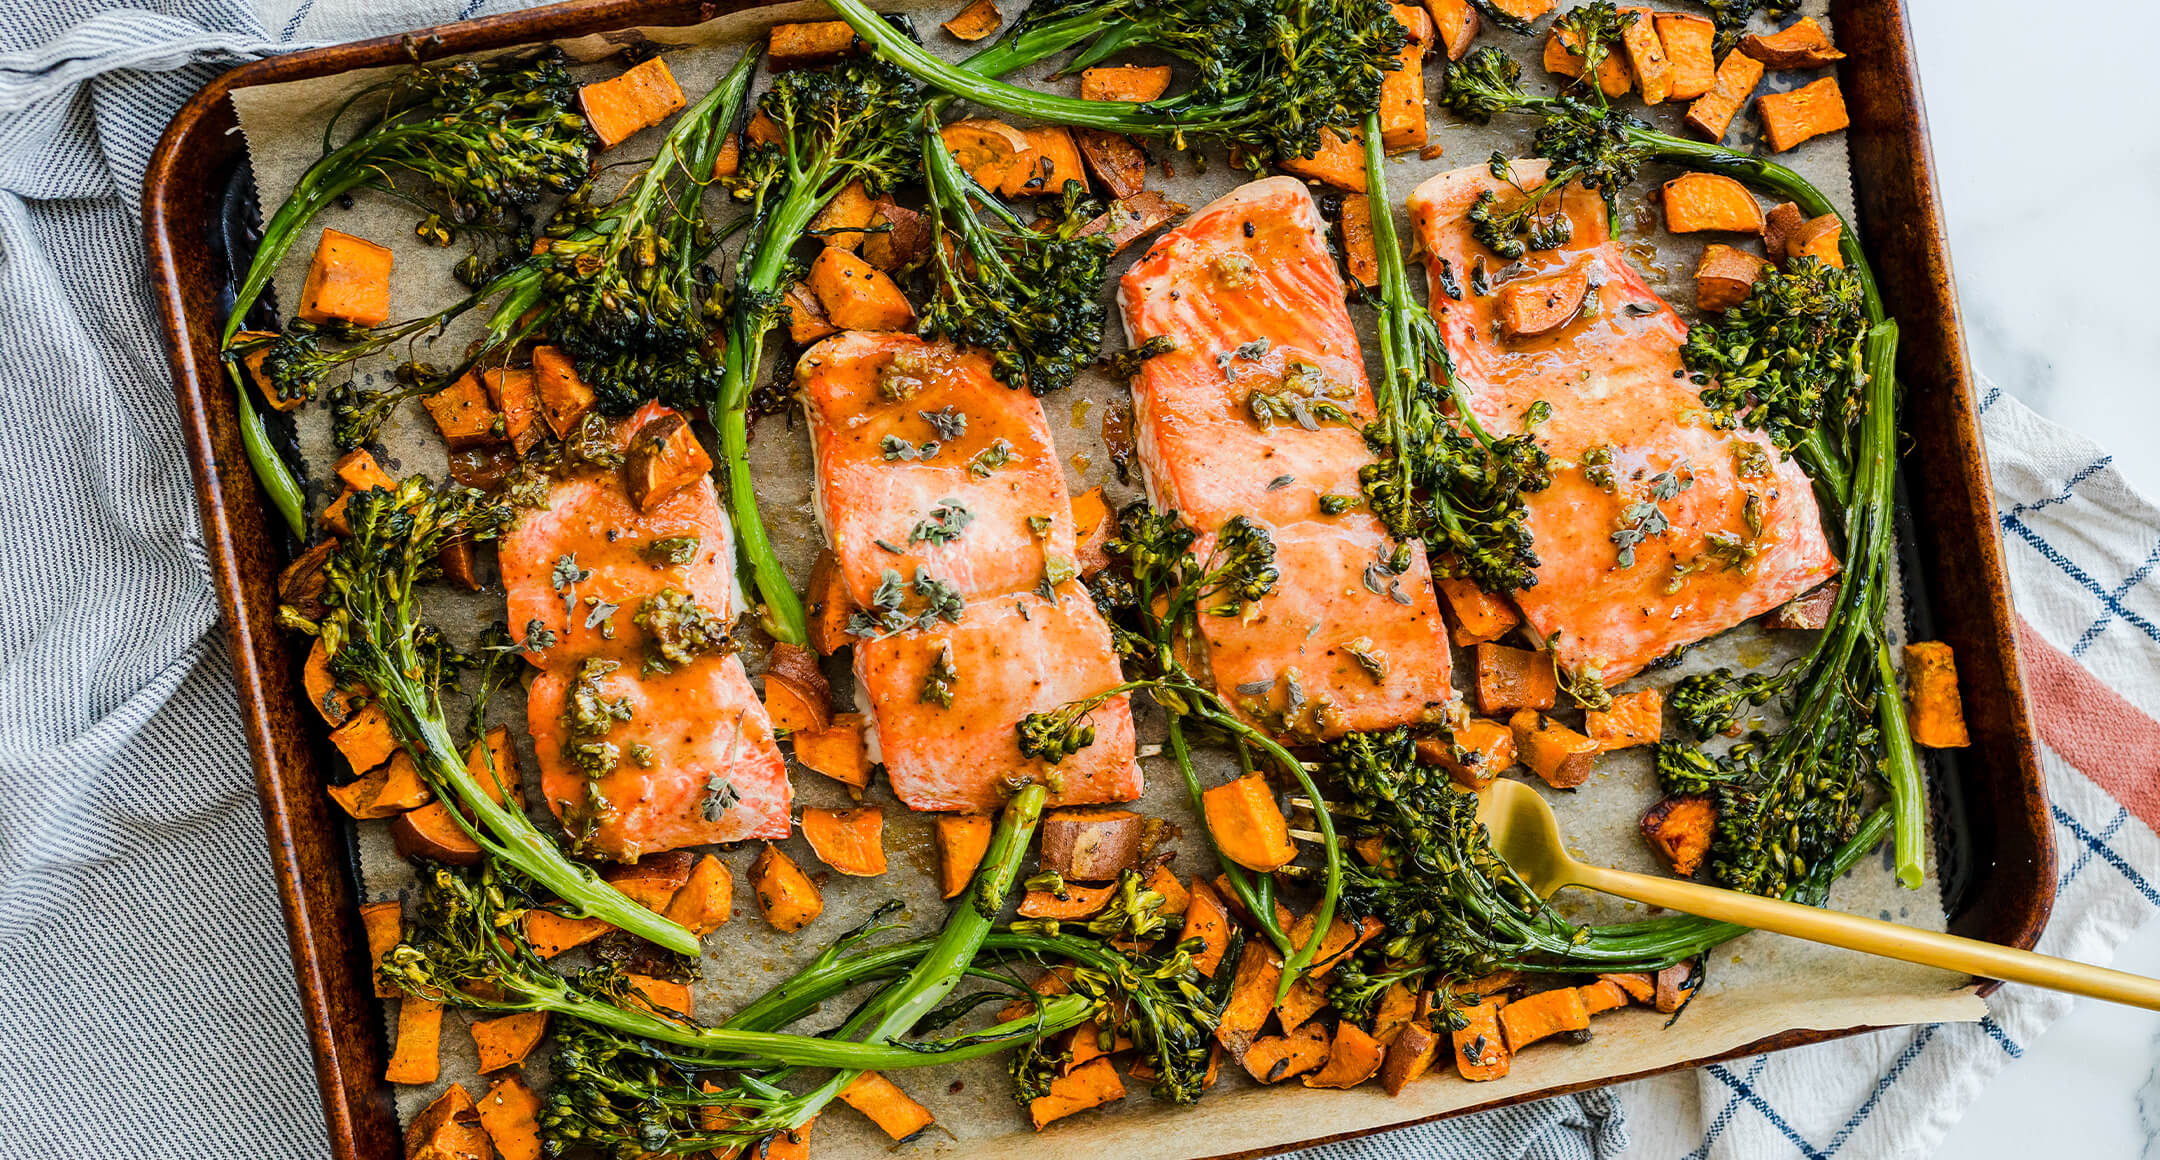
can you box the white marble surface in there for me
[1912,0,2160,1155]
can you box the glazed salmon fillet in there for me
[797,332,1139,812]
[498,401,789,857]
[1407,161,1838,682]
[1119,177,1454,739]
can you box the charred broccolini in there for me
[222,50,593,534]
[1439,31,1926,892]
[824,0,1406,169]
[1320,729,1894,1017]
[914,111,1113,395]
[1353,112,1552,595]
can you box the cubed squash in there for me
[934,815,994,899]
[422,372,502,451]
[750,844,823,931]
[1684,51,1765,142]
[1474,642,1557,714]
[1905,640,1971,748]
[1585,687,1662,750]
[1758,77,1850,152]
[1200,775,1296,872]
[1079,65,1172,103]
[808,247,914,332]
[1509,709,1600,788]
[623,411,712,512]
[580,56,687,149]
[1277,126,1367,193]
[531,345,596,439]
[297,228,393,327]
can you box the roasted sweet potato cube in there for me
[1304,1022,1384,1089]
[1496,266,1590,338]
[472,1011,548,1073]
[1075,131,1149,200]
[297,228,392,327]
[785,281,840,346]
[1766,579,1840,630]
[1452,995,1511,1081]
[384,996,444,1085]
[305,638,364,726]
[1695,243,1771,312]
[231,330,299,411]
[624,412,712,513]
[803,806,887,877]
[334,448,395,492]
[1018,880,1116,919]
[712,132,741,180]
[767,21,860,71]
[627,973,694,1021]
[1475,642,1556,713]
[405,1083,489,1159]
[1380,1021,1444,1095]
[525,909,611,958]
[1657,13,1717,100]
[1640,794,1716,876]
[580,56,687,149]
[1040,808,1146,881]
[1083,190,1187,254]
[1179,879,1233,976]
[1662,172,1765,233]
[941,0,1003,40]
[1586,687,1662,751]
[934,814,994,899]
[793,712,871,788]
[1905,640,1972,748]
[1601,972,1655,1003]
[319,489,360,537]
[1617,6,1672,105]
[1004,126,1087,198]
[1215,940,1284,1062]
[1378,5,1431,151]
[391,801,482,866]
[480,368,542,454]
[1436,575,1522,644]
[941,118,1037,190]
[806,549,855,655]
[1277,126,1367,193]
[810,181,876,251]
[328,750,431,820]
[1510,709,1600,788]
[477,1076,542,1160]
[1424,0,1478,61]
[1499,986,1589,1051]
[763,642,833,736]
[531,345,595,439]
[1080,65,1172,103]
[329,702,398,773]
[1762,201,1805,261]
[1417,717,1517,789]
[603,850,693,912]
[361,899,403,999]
[1655,961,1701,1013]
[1545,24,1632,99]
[1487,0,1551,19]
[1684,50,1765,142]
[1146,864,1190,916]
[1371,982,1419,1045]
[750,844,824,931]
[1339,194,1379,290]
[1578,978,1631,1015]
[1741,16,1844,69]
[660,853,734,935]
[1029,1056,1125,1130]
[1201,775,1296,872]
[862,197,932,271]
[1758,76,1849,153]
[1787,213,1845,268]
[808,247,914,331]
[1242,1022,1331,1084]
[839,1072,935,1141]
[422,373,501,451]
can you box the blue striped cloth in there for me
[2,4,2152,1159]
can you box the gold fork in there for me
[1477,777,2160,1008]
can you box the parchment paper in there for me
[230,2,1983,1154]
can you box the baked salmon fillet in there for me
[797,332,1140,812]
[498,401,789,857]
[1407,161,1838,682]
[1119,176,1453,739]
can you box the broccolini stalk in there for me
[220,51,593,534]
[823,0,1406,168]
[281,479,700,956]
[1439,38,1926,890]
[1322,729,1893,1009]
[540,786,1060,1156]
[709,57,923,645]
[915,111,1114,395]
[1019,507,1342,1002]
[1354,111,1553,594]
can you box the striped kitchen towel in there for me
[2,0,2155,1157]
[1614,384,2160,1160]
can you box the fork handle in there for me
[1568,862,2160,1009]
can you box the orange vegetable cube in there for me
[531,345,596,439]
[1379,1022,1444,1094]
[472,1011,549,1073]
[1758,76,1849,153]
[1304,1022,1384,1089]
[1585,687,1662,750]
[477,1076,543,1160]
[1452,996,1511,1081]
[1436,575,1523,645]
[934,815,994,899]
[1684,50,1765,142]
[1417,717,1517,788]
[1656,13,1717,101]
[1662,172,1766,233]
[580,56,687,149]
[1079,65,1172,103]
[1423,0,1478,62]
[839,1072,935,1141]
[1474,642,1557,713]
[1028,1056,1125,1130]
[1499,986,1589,1051]
[360,899,403,999]
[1379,5,1431,151]
[793,712,871,788]
[1179,879,1233,976]
[1003,126,1087,198]
[329,702,398,773]
[297,228,392,327]
[1277,126,1367,193]
[1696,243,1772,311]
[1510,709,1600,788]
[807,247,914,331]
[481,367,543,454]
[662,853,735,935]
[1905,640,1971,748]
[1740,17,1844,69]
[750,844,823,932]
[802,806,887,876]
[422,372,502,451]
[767,21,861,70]
[623,411,712,512]
[1617,6,1672,105]
[1200,775,1296,872]
[384,996,443,1085]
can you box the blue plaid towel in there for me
[1,2,2153,1158]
